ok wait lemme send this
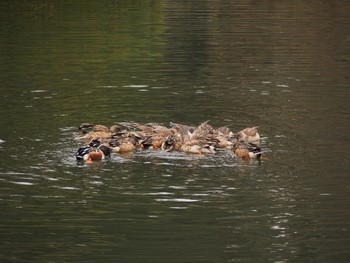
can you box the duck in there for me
[78,123,110,133]
[75,123,113,141]
[74,131,112,142]
[175,121,218,154]
[171,125,194,145]
[180,141,216,154]
[189,121,214,140]
[211,126,235,149]
[75,140,111,164]
[108,140,135,153]
[137,124,176,150]
[73,121,265,161]
[216,126,234,138]
[235,126,260,143]
[232,141,262,160]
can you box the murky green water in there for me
[1,1,350,262]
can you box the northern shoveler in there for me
[235,126,260,143]
[73,121,264,161]
[75,140,111,164]
[232,141,262,160]
[75,123,113,141]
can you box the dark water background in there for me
[0,1,350,262]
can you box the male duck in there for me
[75,140,111,164]
[232,141,262,160]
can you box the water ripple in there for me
[155,198,200,203]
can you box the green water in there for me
[0,1,350,262]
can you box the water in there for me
[1,1,350,262]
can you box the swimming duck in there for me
[137,125,176,150]
[172,121,217,154]
[180,141,216,154]
[78,123,110,133]
[73,121,265,161]
[189,121,214,140]
[216,126,234,138]
[74,131,112,142]
[75,140,111,164]
[232,141,262,160]
[75,123,113,141]
[235,126,260,143]
[211,126,235,149]
[108,140,135,153]
[171,124,194,144]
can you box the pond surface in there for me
[0,1,350,262]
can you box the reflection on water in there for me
[1,0,350,262]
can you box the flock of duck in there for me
[74,121,263,164]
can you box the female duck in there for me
[235,126,260,143]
